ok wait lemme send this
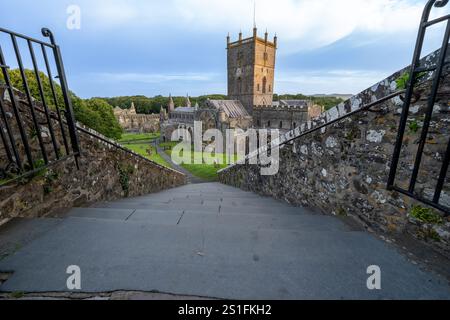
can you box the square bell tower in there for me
[227,28,277,115]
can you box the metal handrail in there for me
[24,95,183,174]
[0,27,81,180]
[0,28,55,48]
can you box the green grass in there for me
[121,136,242,180]
[119,132,160,143]
[164,145,240,181]
[117,133,170,167]
[182,163,228,181]
[127,143,169,167]
[182,152,234,181]
[159,141,180,149]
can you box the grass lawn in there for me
[119,134,240,180]
[163,142,240,181]
[119,132,160,143]
[117,133,170,168]
[182,162,230,181]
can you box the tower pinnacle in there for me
[186,94,192,108]
[253,0,257,28]
[168,94,175,113]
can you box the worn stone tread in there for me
[1,183,450,299]
[0,216,449,299]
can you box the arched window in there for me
[267,120,271,128]
[257,84,260,92]
[262,77,267,94]
[279,121,283,129]
[237,77,242,94]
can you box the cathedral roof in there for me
[173,107,195,113]
[207,100,250,118]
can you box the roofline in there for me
[228,36,276,49]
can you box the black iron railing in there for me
[387,0,450,215]
[0,27,80,184]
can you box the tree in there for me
[83,98,123,140]
[1,69,123,139]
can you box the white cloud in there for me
[80,0,444,52]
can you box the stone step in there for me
[1,216,449,299]
[177,212,351,232]
[89,201,307,215]
[121,191,265,201]
[110,197,292,208]
[68,208,135,221]
[68,208,183,225]
[67,207,349,231]
[0,218,63,261]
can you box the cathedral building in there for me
[226,28,323,131]
[160,29,324,141]
[160,95,252,141]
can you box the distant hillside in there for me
[311,93,354,101]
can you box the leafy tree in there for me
[97,94,229,113]
[98,93,341,113]
[83,98,123,139]
[1,69,122,139]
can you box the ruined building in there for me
[114,102,160,133]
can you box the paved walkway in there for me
[0,183,450,299]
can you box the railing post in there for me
[41,28,81,166]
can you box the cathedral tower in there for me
[227,28,277,115]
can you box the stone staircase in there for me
[0,182,450,299]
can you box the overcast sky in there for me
[0,0,448,98]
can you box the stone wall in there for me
[219,49,450,256]
[0,92,186,221]
[253,104,323,130]
[116,113,160,133]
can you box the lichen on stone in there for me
[366,130,386,143]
